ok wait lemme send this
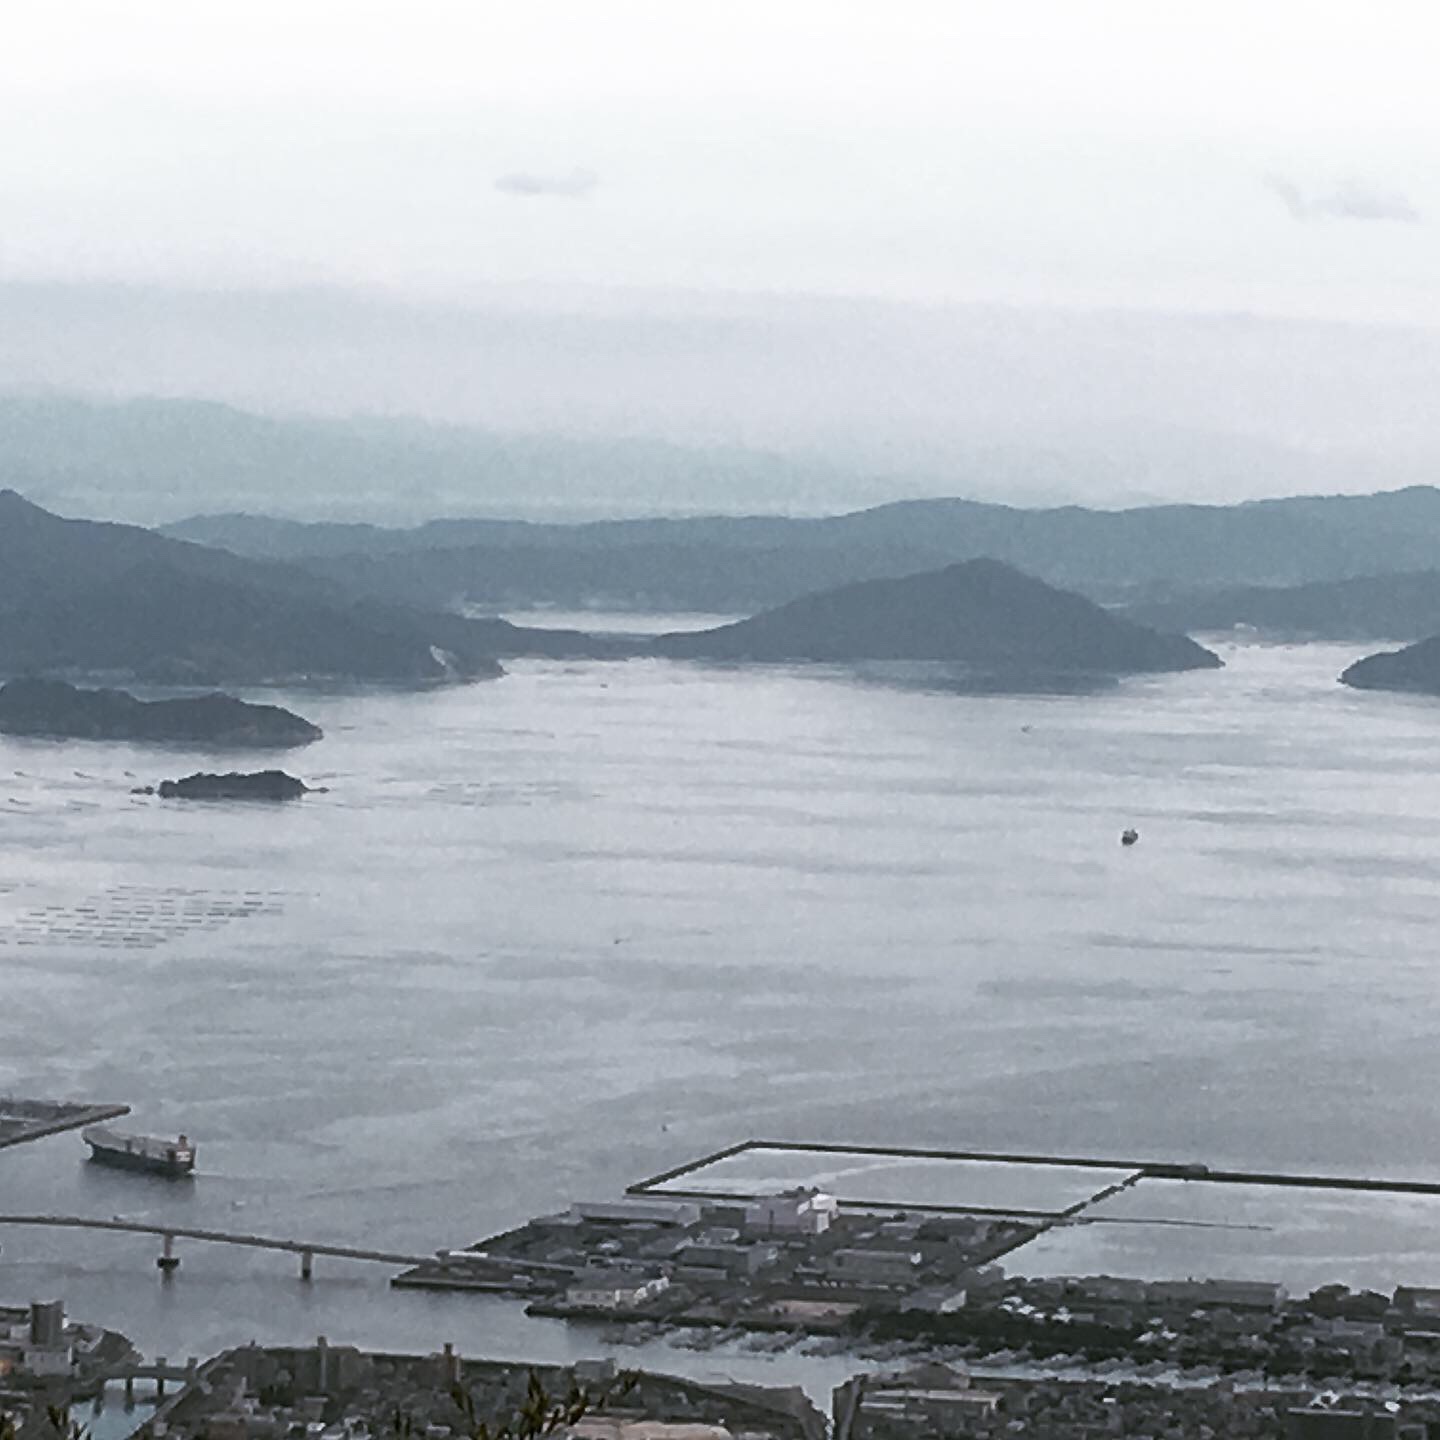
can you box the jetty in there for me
[0,1097,129,1150]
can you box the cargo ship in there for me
[81,1126,195,1177]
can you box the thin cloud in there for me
[1265,173,1421,224]
[495,168,598,199]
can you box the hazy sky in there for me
[5,1,1438,323]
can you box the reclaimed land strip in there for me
[0,1098,129,1150]
[624,1185,1076,1221]
[627,1138,1170,1193]
[631,1137,1440,1199]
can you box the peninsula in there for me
[1340,635,1440,696]
[0,490,506,686]
[0,678,322,747]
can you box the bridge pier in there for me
[157,1233,179,1273]
[123,1375,135,1408]
[300,1248,313,1282]
[156,1358,167,1399]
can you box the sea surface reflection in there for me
[3,639,1439,1385]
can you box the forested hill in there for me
[651,559,1221,674]
[0,491,528,686]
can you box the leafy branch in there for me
[390,1369,638,1440]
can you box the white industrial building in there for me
[569,1198,703,1227]
[742,1187,838,1236]
[565,1271,671,1310]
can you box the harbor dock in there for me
[0,1097,129,1150]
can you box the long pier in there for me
[0,1213,432,1280]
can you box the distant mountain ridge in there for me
[1125,571,1440,643]
[651,560,1221,676]
[168,485,1440,615]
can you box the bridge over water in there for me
[97,1357,201,1403]
[0,1213,433,1280]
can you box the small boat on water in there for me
[82,1126,195,1177]
[1120,828,1139,847]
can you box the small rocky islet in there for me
[136,770,315,801]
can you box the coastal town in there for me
[13,1111,1440,1436]
[398,1177,1440,1396]
[16,12,1440,1438]
[12,1165,1440,1438]
[8,1330,1440,1440]
[379,1140,1440,1403]
[394,1186,1031,1329]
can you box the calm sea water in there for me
[3,637,1440,1378]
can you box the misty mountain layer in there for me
[9,285,1440,517]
